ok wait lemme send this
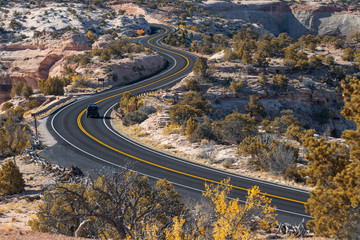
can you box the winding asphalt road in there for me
[41,25,311,224]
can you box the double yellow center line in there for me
[77,26,306,205]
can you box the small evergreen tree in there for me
[193,57,208,80]
[246,95,266,118]
[0,160,25,196]
[302,77,360,238]
[38,77,64,95]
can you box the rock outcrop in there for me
[68,54,166,88]
[205,1,360,38]
[0,2,151,103]
[0,32,91,103]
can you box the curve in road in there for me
[46,24,311,223]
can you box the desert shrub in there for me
[2,102,13,111]
[285,124,315,143]
[261,110,301,135]
[238,135,298,173]
[25,100,41,110]
[10,82,32,98]
[215,112,257,144]
[119,92,142,114]
[185,117,198,138]
[86,31,97,42]
[22,84,33,98]
[229,80,244,93]
[283,47,308,71]
[10,82,24,98]
[241,50,252,64]
[169,105,203,126]
[193,57,208,80]
[256,38,273,57]
[9,18,22,29]
[0,111,29,157]
[38,77,64,95]
[188,122,215,143]
[284,164,304,183]
[246,95,266,118]
[262,140,299,173]
[72,76,95,89]
[122,110,148,126]
[137,105,156,115]
[163,124,184,135]
[323,55,335,66]
[342,48,355,61]
[185,78,200,91]
[252,51,268,67]
[0,160,25,196]
[180,91,212,114]
[237,135,265,159]
[271,74,289,92]
[222,159,234,168]
[258,72,268,85]
[322,65,346,86]
[308,55,323,66]
[223,48,237,62]
[29,170,183,239]
[333,39,344,49]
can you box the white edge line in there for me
[50,102,311,219]
[48,26,311,219]
[103,103,308,194]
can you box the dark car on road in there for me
[86,103,100,118]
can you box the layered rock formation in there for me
[0,32,91,103]
[204,1,360,38]
[68,54,166,89]
[0,3,151,103]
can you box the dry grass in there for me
[0,224,16,231]
[0,156,54,231]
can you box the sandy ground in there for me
[0,156,55,231]
[0,230,89,240]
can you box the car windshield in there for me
[88,104,98,110]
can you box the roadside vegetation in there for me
[0,105,30,159]
[66,38,148,65]
[298,77,360,239]
[29,168,277,239]
[1,1,359,238]
[116,65,360,239]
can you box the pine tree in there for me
[0,160,25,196]
[303,77,360,238]
[185,117,198,139]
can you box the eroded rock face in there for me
[205,1,360,38]
[0,3,151,103]
[67,54,166,88]
[0,32,91,103]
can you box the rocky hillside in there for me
[203,0,360,38]
[0,2,151,103]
